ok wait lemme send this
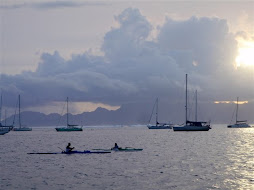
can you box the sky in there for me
[0,0,254,122]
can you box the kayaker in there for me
[66,143,75,152]
[112,143,119,150]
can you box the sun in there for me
[235,40,254,67]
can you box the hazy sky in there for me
[0,0,254,118]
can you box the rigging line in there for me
[12,97,19,126]
[57,100,66,127]
[148,98,157,123]
[188,90,195,121]
[0,92,2,122]
[174,76,186,122]
[230,104,237,124]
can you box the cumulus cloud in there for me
[157,16,237,75]
[0,7,251,114]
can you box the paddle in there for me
[58,147,64,152]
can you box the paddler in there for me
[66,143,75,152]
[112,143,119,150]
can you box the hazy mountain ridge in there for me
[2,102,254,127]
[3,104,152,127]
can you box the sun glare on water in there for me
[235,40,254,67]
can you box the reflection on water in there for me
[224,128,254,189]
[0,125,253,190]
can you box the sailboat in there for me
[0,110,12,135]
[0,93,14,131]
[147,98,173,129]
[13,95,32,131]
[173,74,211,131]
[55,97,83,132]
[227,97,251,128]
[0,130,9,135]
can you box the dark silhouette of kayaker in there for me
[111,143,119,150]
[66,143,75,152]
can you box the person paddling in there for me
[112,143,119,150]
[66,143,75,153]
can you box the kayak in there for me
[113,147,143,152]
[28,150,111,154]
[93,147,143,152]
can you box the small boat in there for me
[147,98,173,129]
[0,124,14,131]
[13,95,32,131]
[27,150,111,154]
[147,123,173,129]
[227,97,251,128]
[0,122,13,132]
[112,147,143,152]
[13,127,32,131]
[55,97,83,132]
[55,125,83,132]
[0,129,9,135]
[93,147,143,152]
[0,93,14,131]
[173,121,211,131]
[173,74,211,131]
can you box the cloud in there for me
[0,1,109,10]
[102,8,153,62]
[157,16,237,75]
[1,7,250,114]
[32,1,109,10]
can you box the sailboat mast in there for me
[236,97,239,123]
[156,98,158,126]
[195,90,197,122]
[67,97,69,126]
[19,95,21,128]
[5,110,7,126]
[185,74,188,124]
[0,92,2,122]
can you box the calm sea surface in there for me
[0,125,253,190]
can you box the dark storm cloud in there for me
[0,7,246,109]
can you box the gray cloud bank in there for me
[0,8,253,121]
[0,1,109,10]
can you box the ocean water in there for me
[0,125,253,190]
